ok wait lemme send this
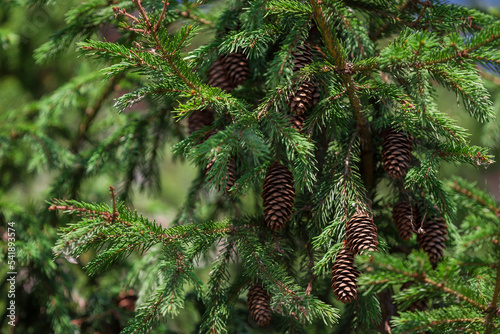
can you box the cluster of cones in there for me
[331,129,448,304]
[187,52,250,193]
[186,45,448,321]
[383,128,448,265]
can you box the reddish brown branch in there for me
[176,9,215,27]
[451,181,500,217]
[401,317,487,334]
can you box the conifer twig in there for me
[485,236,500,334]
[309,0,374,191]
[451,181,500,217]
[131,0,197,90]
[373,262,489,312]
[368,0,413,41]
[176,9,215,27]
[401,317,489,334]
[71,75,120,153]
[153,1,169,33]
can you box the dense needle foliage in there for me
[1,0,500,333]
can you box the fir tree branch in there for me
[71,75,120,153]
[309,0,374,191]
[451,181,500,217]
[423,276,488,312]
[153,0,169,33]
[485,238,500,334]
[400,317,487,334]
[368,0,412,41]
[176,9,215,27]
[129,0,197,90]
[373,262,489,312]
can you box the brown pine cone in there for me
[332,245,360,303]
[208,59,235,92]
[392,201,416,241]
[262,162,295,231]
[292,44,313,72]
[222,53,249,86]
[225,157,237,192]
[116,289,137,312]
[290,114,306,131]
[247,284,271,326]
[417,214,448,265]
[188,108,214,135]
[289,80,318,115]
[345,212,378,255]
[381,129,413,179]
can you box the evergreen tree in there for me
[2,0,500,333]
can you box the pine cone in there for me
[290,114,306,131]
[225,157,237,192]
[208,59,235,92]
[262,162,295,231]
[392,201,416,241]
[332,245,360,303]
[188,108,214,135]
[116,289,137,312]
[292,44,313,72]
[222,53,249,86]
[382,129,413,179]
[417,214,448,265]
[205,156,237,194]
[289,80,318,115]
[247,284,271,326]
[345,212,378,254]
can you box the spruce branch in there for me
[114,0,198,91]
[485,237,500,334]
[399,317,487,334]
[309,0,374,191]
[451,181,500,217]
[176,9,215,27]
[368,0,413,41]
[371,260,489,312]
[71,75,120,153]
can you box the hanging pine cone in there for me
[331,244,360,304]
[222,52,249,86]
[292,44,313,72]
[289,80,318,115]
[262,162,295,231]
[290,114,306,131]
[188,108,214,135]
[392,201,416,241]
[381,129,413,179]
[417,214,448,265]
[345,212,378,255]
[225,157,237,192]
[208,59,235,92]
[247,284,271,326]
[205,156,237,194]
